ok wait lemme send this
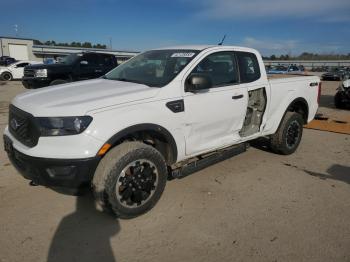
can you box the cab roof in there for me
[152,45,259,54]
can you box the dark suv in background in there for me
[22,52,118,88]
[0,56,16,66]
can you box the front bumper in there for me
[3,134,100,189]
[22,77,51,89]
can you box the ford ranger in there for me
[3,45,320,218]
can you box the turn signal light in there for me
[97,143,111,156]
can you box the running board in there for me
[171,143,247,179]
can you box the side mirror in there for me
[80,60,88,66]
[185,74,212,93]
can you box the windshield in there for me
[104,49,199,87]
[58,54,80,65]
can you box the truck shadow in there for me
[47,191,120,262]
[303,164,350,185]
[249,137,271,152]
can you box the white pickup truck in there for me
[3,45,320,218]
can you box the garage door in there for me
[9,44,29,60]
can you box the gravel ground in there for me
[0,79,349,262]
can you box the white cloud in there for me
[240,37,348,55]
[194,0,350,20]
[242,37,298,52]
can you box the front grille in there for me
[24,69,35,77]
[9,105,40,147]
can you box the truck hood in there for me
[12,79,160,116]
[0,67,10,73]
[26,63,72,73]
[27,63,69,70]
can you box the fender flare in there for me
[277,97,309,129]
[106,123,178,164]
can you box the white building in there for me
[0,36,139,63]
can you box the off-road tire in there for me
[334,91,345,109]
[50,79,68,86]
[1,72,13,81]
[270,112,304,155]
[92,142,167,219]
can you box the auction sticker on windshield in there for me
[171,52,195,58]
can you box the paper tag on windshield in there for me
[171,52,195,58]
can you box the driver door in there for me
[183,51,248,156]
[11,62,29,79]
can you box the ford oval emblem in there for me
[10,118,22,130]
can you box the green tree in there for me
[82,42,92,48]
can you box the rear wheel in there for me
[1,72,13,81]
[270,112,304,155]
[92,142,167,218]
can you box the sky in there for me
[0,0,350,56]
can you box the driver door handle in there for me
[232,94,243,99]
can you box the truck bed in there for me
[266,73,320,126]
[268,74,319,84]
[267,73,312,80]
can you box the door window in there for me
[82,54,99,66]
[15,63,29,68]
[236,52,261,83]
[100,55,116,67]
[191,52,239,87]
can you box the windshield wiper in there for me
[112,78,150,87]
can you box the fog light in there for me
[46,166,77,178]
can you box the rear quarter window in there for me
[101,55,117,67]
[236,52,261,83]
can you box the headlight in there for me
[37,116,93,136]
[34,69,47,78]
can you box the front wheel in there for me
[50,79,68,86]
[1,72,13,81]
[92,142,167,218]
[270,112,304,155]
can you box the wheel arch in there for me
[286,97,309,124]
[105,123,178,165]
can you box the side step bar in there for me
[171,143,247,179]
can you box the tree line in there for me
[263,52,350,61]
[33,40,107,49]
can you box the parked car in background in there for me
[22,52,118,88]
[321,68,349,81]
[267,64,304,74]
[311,66,329,72]
[0,60,41,81]
[0,56,16,66]
[43,58,57,65]
[334,77,350,109]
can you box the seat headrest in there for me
[212,62,230,73]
